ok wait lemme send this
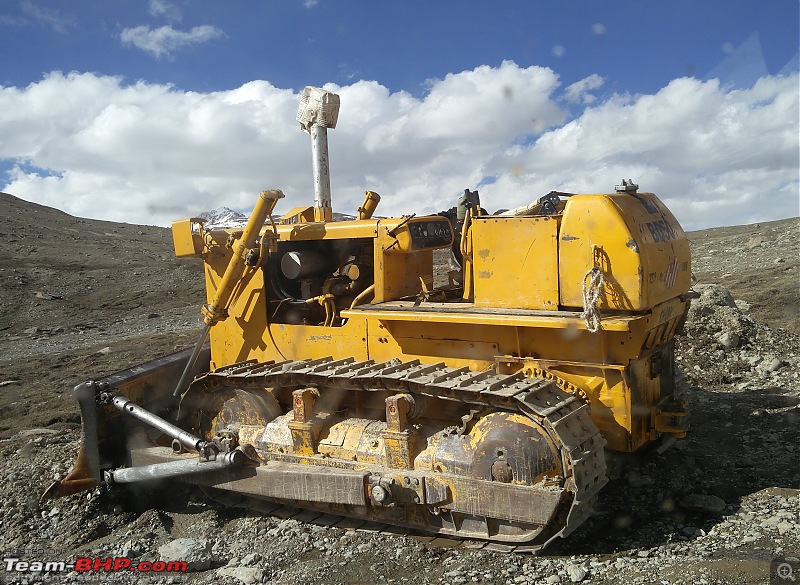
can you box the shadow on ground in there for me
[552,384,799,556]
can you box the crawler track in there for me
[183,356,608,551]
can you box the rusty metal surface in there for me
[131,447,369,506]
[44,347,210,500]
[199,486,574,555]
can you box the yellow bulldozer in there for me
[46,87,693,551]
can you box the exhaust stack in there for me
[297,86,340,222]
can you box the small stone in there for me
[717,331,740,349]
[762,515,783,528]
[742,532,762,543]
[14,428,62,439]
[17,441,35,457]
[696,284,736,307]
[774,257,785,264]
[746,355,763,366]
[158,538,212,572]
[566,564,587,583]
[97,347,112,355]
[546,576,561,584]
[48,507,59,517]
[765,358,787,372]
[240,552,261,566]
[216,567,265,584]
[777,521,793,535]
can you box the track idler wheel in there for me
[192,386,282,441]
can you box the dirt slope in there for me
[689,217,799,332]
[0,192,205,435]
[0,192,797,585]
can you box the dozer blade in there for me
[42,345,210,501]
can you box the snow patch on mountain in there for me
[198,207,248,229]
[198,206,358,229]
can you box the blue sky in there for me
[2,1,797,95]
[0,0,797,229]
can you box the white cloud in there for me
[120,24,224,59]
[0,13,26,26]
[564,74,604,104]
[482,75,799,229]
[149,0,181,21]
[20,0,76,33]
[0,65,797,231]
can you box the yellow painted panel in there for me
[266,321,369,363]
[279,206,315,224]
[559,193,690,311]
[171,218,204,258]
[366,320,497,371]
[471,216,560,310]
[373,228,434,303]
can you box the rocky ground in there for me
[0,191,797,584]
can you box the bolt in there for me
[372,485,388,504]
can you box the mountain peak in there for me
[198,206,248,229]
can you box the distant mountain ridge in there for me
[198,206,248,229]
[199,206,356,229]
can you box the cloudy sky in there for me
[0,1,797,230]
